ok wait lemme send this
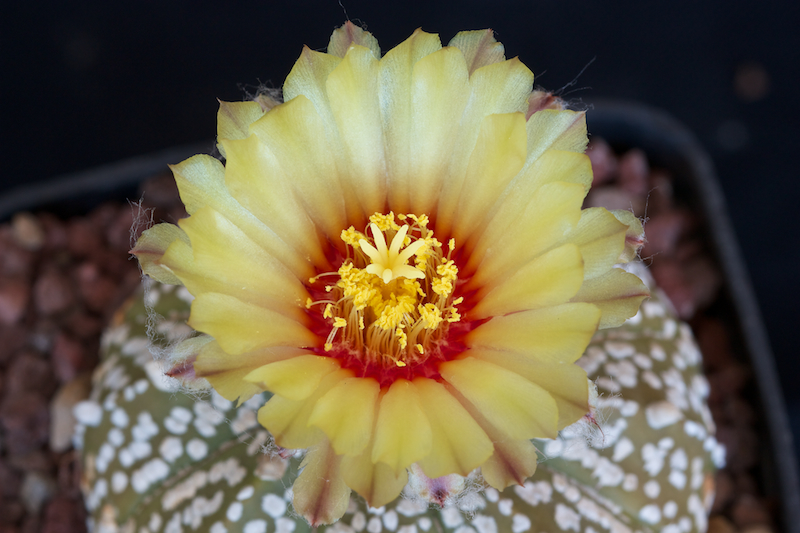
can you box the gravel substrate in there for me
[0,141,778,531]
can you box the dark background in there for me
[3,0,799,455]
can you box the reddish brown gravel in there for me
[0,143,777,531]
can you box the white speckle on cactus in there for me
[236,485,254,501]
[231,406,258,434]
[396,498,427,517]
[262,493,287,518]
[367,515,383,532]
[128,440,152,461]
[186,438,208,460]
[254,453,288,481]
[642,443,666,476]
[144,359,179,392]
[497,498,513,516]
[118,447,134,468]
[350,511,366,530]
[132,411,159,442]
[663,500,678,519]
[176,285,194,304]
[642,370,663,389]
[226,501,243,522]
[108,427,125,447]
[246,430,269,456]
[645,400,683,429]
[417,517,432,531]
[74,400,103,426]
[162,471,208,511]
[382,509,399,531]
[243,519,268,533]
[148,512,162,531]
[110,471,128,493]
[96,443,114,474]
[595,376,621,393]
[639,503,661,524]
[669,470,687,490]
[131,458,169,493]
[604,340,635,359]
[472,514,497,533]
[690,457,705,490]
[632,353,652,369]
[275,517,296,533]
[592,457,625,488]
[159,436,183,463]
[605,360,638,388]
[514,481,552,507]
[453,526,477,533]
[483,487,499,503]
[643,479,661,499]
[511,513,531,533]
[123,385,136,402]
[622,473,638,491]
[209,521,227,533]
[554,503,580,530]
[209,457,247,486]
[398,525,418,533]
[122,336,150,356]
[612,437,635,462]
[650,342,667,361]
[441,506,463,528]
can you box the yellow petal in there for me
[407,46,470,215]
[371,379,432,475]
[258,368,352,449]
[341,443,408,508]
[193,341,304,405]
[188,292,318,355]
[465,182,585,286]
[378,29,442,213]
[525,108,588,164]
[447,29,505,74]
[440,357,558,440]
[467,348,589,429]
[327,21,380,59]
[413,378,493,478]
[244,355,341,401]
[221,134,328,271]
[326,44,386,217]
[130,223,189,285]
[308,376,380,456]
[249,96,349,238]
[170,154,315,278]
[471,243,584,319]
[283,46,341,117]
[571,268,650,328]
[216,100,266,157]
[435,57,533,235]
[174,206,308,320]
[561,207,628,279]
[466,303,601,364]
[292,439,351,527]
[452,112,527,243]
[444,383,539,489]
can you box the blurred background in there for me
[2,0,798,457]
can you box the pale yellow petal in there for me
[464,150,591,257]
[413,378,493,478]
[561,207,627,279]
[174,206,308,320]
[327,21,380,59]
[571,268,650,328]
[283,46,341,117]
[130,222,189,285]
[326,44,386,217]
[452,112,527,243]
[435,57,533,235]
[407,46,470,215]
[170,154,315,278]
[371,379,432,475]
[447,29,505,74]
[308,377,380,456]
[466,303,601,364]
[257,368,352,449]
[193,341,304,405]
[467,348,590,429]
[244,355,341,401]
[471,243,584,319]
[525,108,588,164]
[216,100,266,157]
[440,357,559,440]
[188,292,318,355]
[378,29,442,213]
[292,439,351,527]
[465,182,585,286]
[341,444,408,508]
[221,135,328,271]
[444,383,539,489]
[249,95,350,239]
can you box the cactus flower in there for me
[132,22,648,526]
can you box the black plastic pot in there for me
[589,101,800,532]
[0,103,794,531]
